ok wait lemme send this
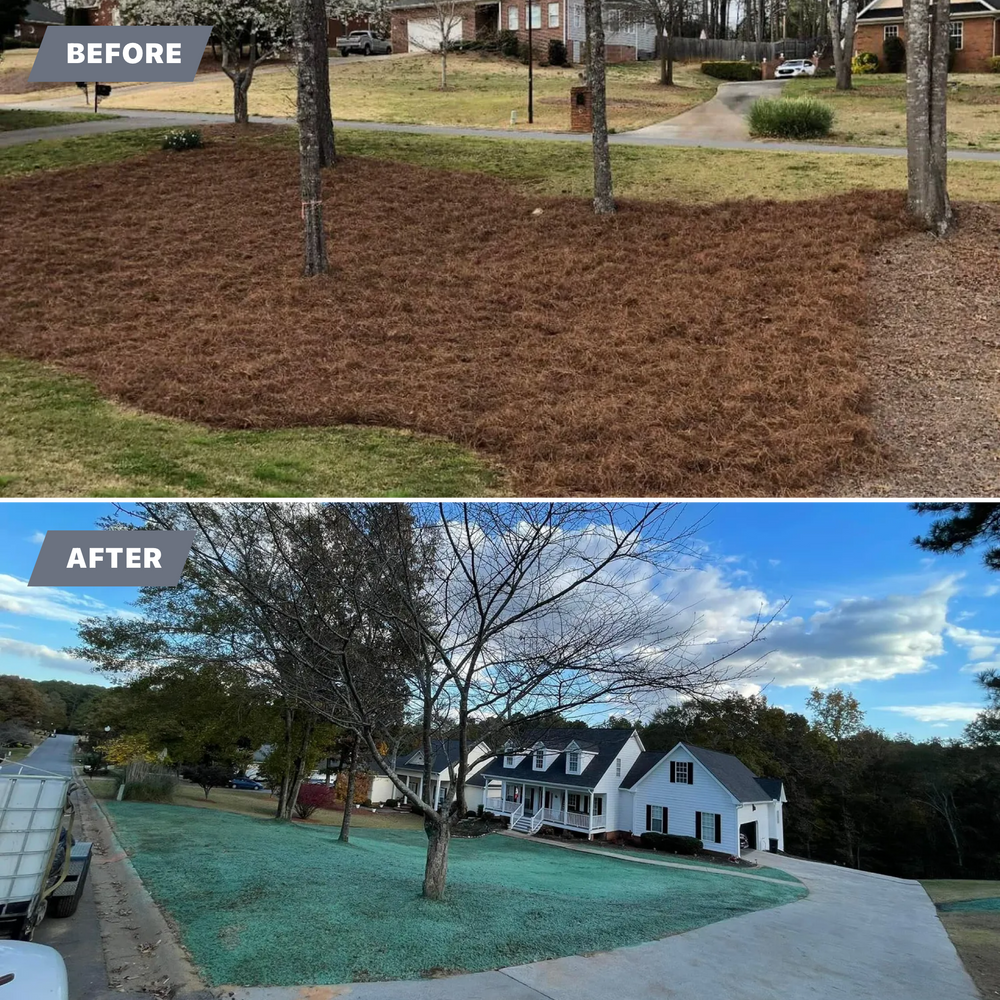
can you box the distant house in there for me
[64,0,119,25]
[388,0,659,64]
[855,0,1000,72]
[473,729,786,857]
[392,739,494,810]
[14,1,63,42]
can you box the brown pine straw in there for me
[0,127,911,496]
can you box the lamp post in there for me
[528,1,534,122]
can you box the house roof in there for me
[395,739,466,775]
[858,0,999,17]
[621,742,782,804]
[23,1,63,23]
[478,727,635,789]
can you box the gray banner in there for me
[28,530,195,587]
[30,26,212,83]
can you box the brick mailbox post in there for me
[570,86,593,132]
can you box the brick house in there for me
[65,0,119,25]
[14,1,63,42]
[855,0,1000,72]
[389,0,659,62]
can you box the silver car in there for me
[774,59,816,79]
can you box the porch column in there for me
[500,779,506,811]
[563,788,568,825]
[588,791,594,840]
[434,776,441,810]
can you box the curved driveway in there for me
[222,848,978,1000]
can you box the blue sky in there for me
[0,501,995,740]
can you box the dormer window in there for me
[671,760,692,784]
[534,749,545,770]
[504,754,515,767]
[567,750,580,774]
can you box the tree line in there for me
[0,675,106,746]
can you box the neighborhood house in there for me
[389,0,659,63]
[390,738,494,810]
[855,0,1000,72]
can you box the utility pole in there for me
[528,0,534,122]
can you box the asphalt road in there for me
[5,736,121,1000]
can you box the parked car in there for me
[228,777,265,790]
[774,59,816,79]
[337,30,391,57]
[0,941,68,999]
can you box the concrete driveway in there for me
[630,79,783,141]
[222,850,979,1000]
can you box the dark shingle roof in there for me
[395,740,465,775]
[23,1,63,23]
[620,750,666,789]
[684,744,775,803]
[479,728,634,789]
[620,743,782,803]
[858,0,998,16]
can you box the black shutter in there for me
[688,765,694,785]
[715,814,722,844]
[646,804,652,831]
[695,811,702,840]
[662,806,668,834]
[670,761,676,783]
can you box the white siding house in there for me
[391,739,494,810]
[620,743,786,858]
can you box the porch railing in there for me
[510,802,525,827]
[528,808,545,834]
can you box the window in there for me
[594,795,603,816]
[529,2,542,27]
[883,24,898,39]
[949,20,963,48]
[567,750,580,773]
[605,9,620,31]
[574,3,582,26]
[504,754,515,767]
[534,749,545,770]
[548,1,559,26]
[650,805,665,832]
[700,812,718,842]
[508,5,519,29]
[615,758,622,778]
[568,792,581,811]
[672,760,690,783]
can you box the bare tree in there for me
[827,0,858,90]
[621,0,683,85]
[905,0,951,232]
[405,0,464,89]
[309,0,336,165]
[586,0,615,213]
[293,0,330,274]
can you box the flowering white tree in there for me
[121,0,292,123]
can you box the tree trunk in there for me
[585,0,614,214]
[293,0,330,275]
[656,13,668,84]
[339,736,358,843]
[905,0,951,232]
[275,705,295,820]
[422,820,451,899]
[441,46,448,89]
[233,78,249,123]
[309,0,336,166]
[283,714,314,821]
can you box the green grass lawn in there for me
[0,109,115,132]
[0,356,497,497]
[922,880,1000,998]
[104,802,805,986]
[784,73,1000,149]
[100,54,717,132]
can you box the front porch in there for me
[484,780,606,838]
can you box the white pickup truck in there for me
[336,30,392,57]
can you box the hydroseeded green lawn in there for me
[105,803,806,987]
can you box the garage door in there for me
[407,16,463,51]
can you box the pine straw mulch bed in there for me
[0,126,911,496]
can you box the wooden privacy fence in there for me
[657,36,829,62]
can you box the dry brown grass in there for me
[0,126,911,496]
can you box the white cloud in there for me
[879,703,982,724]
[28,532,46,545]
[0,574,124,625]
[0,637,97,676]
[986,585,1000,597]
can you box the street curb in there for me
[77,780,213,999]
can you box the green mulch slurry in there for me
[922,880,1000,999]
[104,802,806,987]
[0,108,115,132]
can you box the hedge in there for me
[701,60,762,81]
[639,832,703,855]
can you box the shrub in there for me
[383,798,400,809]
[162,127,204,152]
[180,763,232,799]
[640,832,703,854]
[481,810,496,821]
[989,56,1000,73]
[701,60,762,81]
[882,34,905,72]
[747,96,834,139]
[851,51,878,74]
[498,29,520,57]
[295,782,337,819]
[122,767,177,803]
[548,38,568,66]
